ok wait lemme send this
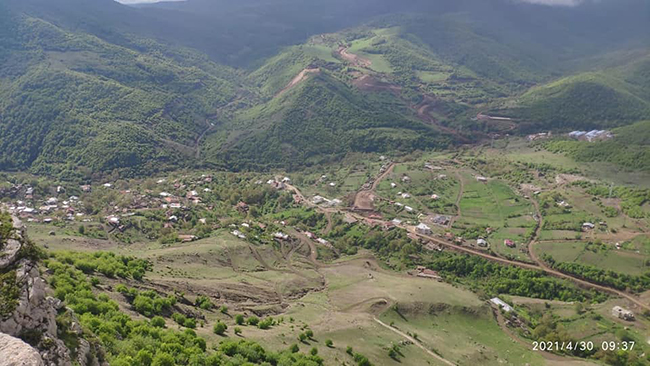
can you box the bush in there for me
[213,321,227,335]
[151,316,166,328]
[247,316,259,326]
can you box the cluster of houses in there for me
[266,177,290,190]
[311,195,341,207]
[4,189,86,224]
[569,130,613,142]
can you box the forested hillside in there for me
[0,0,649,178]
[506,63,650,132]
[0,2,247,178]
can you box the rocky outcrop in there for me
[0,332,44,366]
[0,217,102,366]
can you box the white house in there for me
[415,223,432,235]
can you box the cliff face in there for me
[0,216,101,366]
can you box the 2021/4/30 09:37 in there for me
[532,341,635,352]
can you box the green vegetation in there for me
[512,72,650,132]
[544,121,650,171]
[43,252,327,365]
[0,270,19,317]
[542,254,650,292]
[425,252,607,302]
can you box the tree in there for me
[151,316,166,328]
[325,339,333,348]
[346,346,354,355]
[310,347,318,356]
[213,321,227,335]
[305,329,314,339]
[234,327,242,335]
[220,305,228,314]
[289,344,299,353]
[135,350,153,366]
[235,314,245,325]
[298,333,307,343]
[152,353,175,366]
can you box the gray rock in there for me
[0,332,44,366]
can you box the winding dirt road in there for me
[374,317,455,366]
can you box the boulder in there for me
[0,332,44,366]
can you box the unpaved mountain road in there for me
[286,163,650,312]
[374,317,455,366]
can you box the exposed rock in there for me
[0,332,44,366]
[0,217,72,366]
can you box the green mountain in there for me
[0,0,248,178]
[0,0,649,178]
[505,55,650,133]
[205,70,453,170]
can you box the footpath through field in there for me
[373,317,455,366]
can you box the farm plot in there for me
[537,241,649,276]
[456,176,532,228]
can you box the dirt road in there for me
[287,168,650,312]
[373,317,455,366]
[353,162,395,210]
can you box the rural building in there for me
[431,215,450,226]
[390,183,397,188]
[431,194,440,200]
[489,297,514,312]
[477,238,488,247]
[404,206,414,212]
[582,222,595,230]
[415,223,432,235]
[611,306,634,321]
[273,232,289,240]
[417,269,441,280]
[476,176,488,182]
[402,176,411,183]
[311,195,325,204]
[178,235,197,243]
[235,201,249,213]
[504,239,515,248]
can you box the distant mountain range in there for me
[0,0,648,178]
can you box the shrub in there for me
[213,321,227,335]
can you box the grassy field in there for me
[457,173,533,227]
[379,304,547,366]
[537,241,649,276]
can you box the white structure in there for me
[490,297,513,312]
[415,223,432,235]
[612,306,635,321]
[477,238,488,247]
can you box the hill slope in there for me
[205,71,453,170]
[505,57,650,132]
[0,2,246,178]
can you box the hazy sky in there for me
[116,0,184,4]
[115,0,587,6]
[517,0,584,5]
